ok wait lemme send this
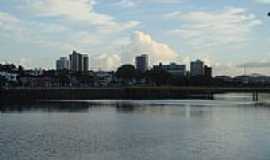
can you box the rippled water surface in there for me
[1,94,270,160]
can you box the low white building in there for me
[0,72,18,82]
[154,63,186,77]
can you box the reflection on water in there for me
[0,102,91,113]
[1,94,270,160]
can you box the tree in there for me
[18,65,25,76]
[71,72,94,87]
[0,76,7,88]
[43,70,56,77]
[57,71,71,87]
[145,67,171,86]
[116,64,136,81]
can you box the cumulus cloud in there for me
[0,0,140,56]
[167,7,262,49]
[92,54,121,71]
[121,31,178,65]
[90,31,179,71]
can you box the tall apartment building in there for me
[204,65,213,78]
[190,60,213,78]
[56,57,70,71]
[190,60,205,77]
[69,50,89,72]
[135,54,149,73]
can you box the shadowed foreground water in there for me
[1,94,270,160]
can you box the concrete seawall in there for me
[0,87,214,104]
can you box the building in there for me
[25,69,44,76]
[215,76,233,83]
[83,54,89,72]
[135,54,149,72]
[0,71,17,82]
[154,63,186,77]
[19,76,57,88]
[190,60,205,77]
[69,50,89,72]
[56,57,70,71]
[70,51,82,72]
[204,65,212,78]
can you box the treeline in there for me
[115,64,270,87]
[1,63,270,88]
[115,64,212,86]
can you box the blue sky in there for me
[1,0,270,75]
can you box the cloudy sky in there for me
[1,0,270,75]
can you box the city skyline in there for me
[54,52,211,77]
[1,0,270,76]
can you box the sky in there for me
[1,0,270,75]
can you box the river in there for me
[1,93,270,160]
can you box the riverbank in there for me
[0,87,215,104]
[2,87,269,104]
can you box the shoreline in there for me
[0,87,215,104]
[1,87,268,104]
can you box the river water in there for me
[1,94,270,160]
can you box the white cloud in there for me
[17,58,33,69]
[0,0,140,57]
[238,60,270,68]
[89,31,180,71]
[167,7,262,49]
[120,31,179,65]
[109,0,184,8]
[92,54,121,71]
[134,0,182,4]
[0,11,72,49]
[114,0,136,8]
[24,0,139,32]
[213,63,242,76]
[143,0,180,3]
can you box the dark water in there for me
[1,94,270,160]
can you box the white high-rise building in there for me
[190,60,204,76]
[56,57,70,71]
